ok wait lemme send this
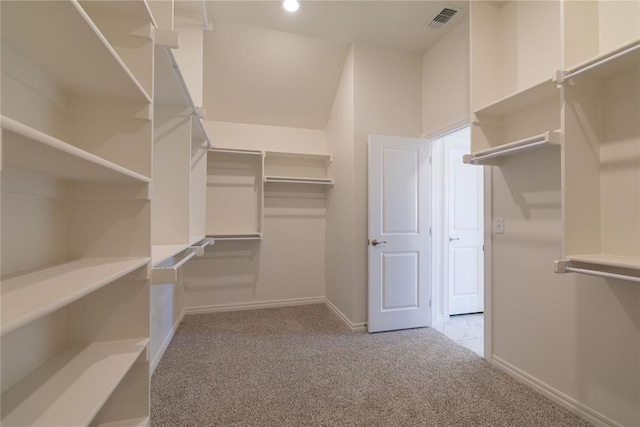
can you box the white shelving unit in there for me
[469,1,562,161]
[1,1,153,424]
[558,40,640,281]
[206,148,334,239]
[206,149,264,238]
[263,151,333,185]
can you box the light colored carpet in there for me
[151,304,592,426]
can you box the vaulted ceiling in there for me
[190,1,469,129]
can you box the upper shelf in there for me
[1,117,151,184]
[154,44,211,147]
[464,130,561,166]
[208,148,263,156]
[1,0,151,103]
[565,254,640,271]
[562,39,640,81]
[0,338,148,427]
[151,244,191,267]
[264,151,332,163]
[1,258,149,336]
[78,0,156,27]
[474,78,559,118]
[264,176,335,185]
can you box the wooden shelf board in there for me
[1,0,151,102]
[264,176,335,185]
[474,78,559,117]
[1,339,148,427]
[465,130,560,165]
[1,258,149,336]
[565,38,640,80]
[2,116,151,184]
[566,254,640,270]
[151,244,191,267]
[96,416,149,427]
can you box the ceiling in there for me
[184,1,469,130]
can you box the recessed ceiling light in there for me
[283,0,299,13]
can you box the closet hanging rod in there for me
[165,48,212,149]
[563,42,640,81]
[563,266,640,283]
[469,138,548,163]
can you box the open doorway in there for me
[430,126,485,356]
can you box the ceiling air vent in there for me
[426,7,458,30]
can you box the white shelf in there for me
[151,244,190,267]
[1,258,150,336]
[474,78,559,117]
[566,254,640,270]
[264,151,332,162]
[79,0,156,27]
[1,116,151,183]
[191,238,213,256]
[208,148,263,156]
[207,233,262,241]
[96,417,150,427]
[1,0,151,102]
[464,131,561,165]
[1,339,148,427]
[264,176,335,185]
[564,39,640,81]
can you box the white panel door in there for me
[368,134,431,333]
[445,133,484,315]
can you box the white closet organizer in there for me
[152,34,211,276]
[555,40,640,281]
[206,148,264,240]
[1,1,153,425]
[264,151,334,185]
[468,0,562,164]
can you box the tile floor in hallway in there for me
[433,313,484,357]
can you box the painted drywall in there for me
[491,155,639,426]
[325,47,356,323]
[202,20,349,130]
[351,43,423,324]
[422,20,470,137]
[183,121,327,311]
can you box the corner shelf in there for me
[0,339,148,427]
[1,258,150,336]
[1,0,151,102]
[561,39,640,82]
[1,116,151,184]
[463,130,561,165]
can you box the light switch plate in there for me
[494,218,504,234]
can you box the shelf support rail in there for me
[561,42,640,81]
[165,49,212,149]
[554,260,640,283]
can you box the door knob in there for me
[449,237,460,242]
[372,239,387,246]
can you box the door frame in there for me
[426,123,493,361]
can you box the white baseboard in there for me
[183,296,326,315]
[491,356,620,427]
[150,308,185,376]
[324,298,367,332]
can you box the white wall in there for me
[350,43,423,324]
[325,47,356,323]
[422,21,469,137]
[183,121,327,311]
